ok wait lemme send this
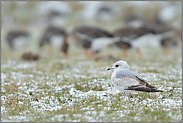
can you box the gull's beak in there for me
[107,67,114,71]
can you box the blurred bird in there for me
[113,21,181,58]
[124,15,145,28]
[21,52,40,61]
[6,30,30,50]
[95,5,118,24]
[125,15,181,49]
[81,2,118,24]
[67,25,120,58]
[39,25,69,57]
[37,1,72,27]
[144,21,182,53]
[113,26,157,58]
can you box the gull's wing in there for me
[114,70,163,92]
[116,69,141,79]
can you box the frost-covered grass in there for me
[1,45,182,122]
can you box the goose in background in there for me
[95,4,118,24]
[6,30,30,50]
[37,2,71,58]
[39,25,69,57]
[113,20,181,58]
[124,15,145,28]
[67,25,120,58]
[80,2,119,24]
[144,21,182,52]
[113,26,156,58]
[37,1,72,27]
[124,15,181,50]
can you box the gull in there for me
[107,60,164,102]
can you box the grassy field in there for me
[1,44,182,122]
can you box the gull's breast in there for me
[113,77,139,92]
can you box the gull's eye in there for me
[115,65,119,67]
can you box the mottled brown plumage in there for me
[39,25,66,47]
[113,26,155,58]
[21,52,40,61]
[6,30,29,49]
[125,76,164,92]
[68,25,114,53]
[39,25,69,55]
[114,26,155,40]
[72,25,113,39]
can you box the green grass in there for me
[1,44,182,122]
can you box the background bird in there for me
[67,25,119,58]
[39,25,69,57]
[6,30,30,50]
[113,26,156,58]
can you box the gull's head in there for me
[107,60,129,71]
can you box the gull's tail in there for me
[150,89,164,92]
[135,88,164,92]
[125,85,164,92]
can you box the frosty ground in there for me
[1,46,182,122]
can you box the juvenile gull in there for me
[107,60,164,101]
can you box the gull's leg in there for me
[108,93,111,106]
[133,93,136,102]
[110,83,115,94]
[123,92,126,103]
[128,93,131,102]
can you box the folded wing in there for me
[115,70,164,92]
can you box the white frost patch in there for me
[1,73,7,79]
[167,112,182,121]
[7,116,29,122]
[55,84,75,93]
[1,60,36,69]
[16,63,36,69]
[115,111,126,117]
[162,99,182,107]
[1,105,6,113]
[69,88,107,98]
[49,114,70,122]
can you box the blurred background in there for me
[1,2,182,122]
[1,1,182,60]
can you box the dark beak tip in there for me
[107,68,110,71]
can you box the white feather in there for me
[50,35,64,48]
[130,33,162,49]
[76,32,93,41]
[13,36,29,49]
[91,37,119,51]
